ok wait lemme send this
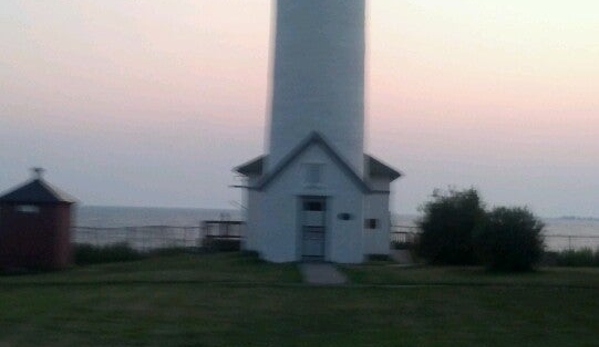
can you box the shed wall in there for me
[0,204,72,270]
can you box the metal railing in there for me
[202,220,243,240]
[72,220,245,252]
[73,225,203,252]
[72,223,599,252]
[389,226,599,252]
[390,225,419,244]
[545,234,599,251]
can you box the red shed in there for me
[0,168,76,270]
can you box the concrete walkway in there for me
[390,250,414,264]
[299,263,348,285]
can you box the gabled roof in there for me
[0,178,76,204]
[256,132,371,192]
[234,132,402,193]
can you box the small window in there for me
[338,213,353,221]
[365,219,378,229]
[304,201,325,211]
[16,205,40,214]
[304,163,323,187]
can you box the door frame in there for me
[298,196,328,262]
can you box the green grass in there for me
[551,248,599,267]
[0,254,598,346]
[73,243,146,265]
[343,264,599,288]
[0,253,301,284]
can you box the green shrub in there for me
[417,188,485,265]
[74,243,144,265]
[554,248,599,267]
[474,207,545,272]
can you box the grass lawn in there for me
[1,253,598,346]
[0,253,301,285]
[343,263,599,288]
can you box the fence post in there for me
[141,228,147,252]
[199,221,204,248]
[568,236,572,251]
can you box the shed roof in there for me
[0,177,76,204]
[235,156,265,176]
[366,156,402,180]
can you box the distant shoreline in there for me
[555,216,599,221]
[77,204,238,212]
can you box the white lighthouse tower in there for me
[268,0,365,174]
[235,0,401,263]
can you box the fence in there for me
[202,220,243,240]
[390,225,419,245]
[544,234,599,252]
[73,223,599,252]
[390,226,599,252]
[73,220,245,252]
[73,226,203,252]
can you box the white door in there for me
[301,197,326,261]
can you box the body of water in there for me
[75,205,242,229]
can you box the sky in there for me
[1,0,598,217]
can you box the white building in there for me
[235,0,401,263]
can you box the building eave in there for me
[233,138,404,192]
[234,155,266,176]
[365,155,403,181]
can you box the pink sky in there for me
[1,0,598,216]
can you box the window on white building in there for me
[304,163,323,187]
[16,205,40,214]
[365,218,378,230]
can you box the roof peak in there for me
[256,132,371,192]
[0,170,76,204]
